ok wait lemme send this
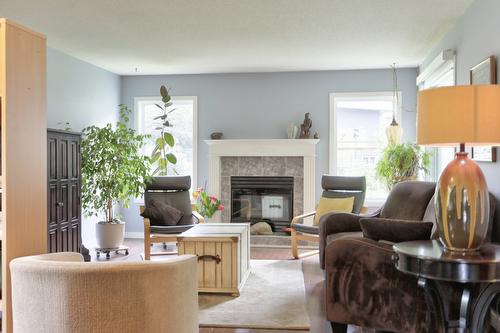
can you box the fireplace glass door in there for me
[231,176,294,231]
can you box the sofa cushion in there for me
[313,196,354,226]
[360,217,433,243]
[141,199,184,226]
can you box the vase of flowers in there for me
[192,188,224,221]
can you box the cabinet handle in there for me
[197,254,221,264]
[57,202,64,207]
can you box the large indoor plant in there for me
[376,143,431,190]
[82,105,151,249]
[150,85,178,175]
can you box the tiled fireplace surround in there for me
[205,139,319,224]
[219,156,304,222]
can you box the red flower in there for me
[218,204,225,211]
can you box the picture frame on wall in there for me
[470,55,497,162]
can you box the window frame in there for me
[329,91,402,206]
[134,96,198,191]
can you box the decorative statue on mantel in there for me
[299,113,313,139]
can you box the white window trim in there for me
[134,96,198,192]
[329,91,402,207]
[417,50,456,181]
[416,49,456,88]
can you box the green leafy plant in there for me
[81,105,151,222]
[192,188,225,218]
[150,85,177,175]
[376,143,431,190]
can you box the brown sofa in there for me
[322,181,496,332]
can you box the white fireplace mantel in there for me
[205,139,320,223]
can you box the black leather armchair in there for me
[141,176,204,260]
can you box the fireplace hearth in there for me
[231,176,294,232]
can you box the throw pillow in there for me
[313,196,354,226]
[360,217,434,243]
[141,200,184,226]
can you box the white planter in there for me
[96,221,125,249]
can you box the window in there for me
[135,96,198,190]
[417,50,456,179]
[329,92,401,204]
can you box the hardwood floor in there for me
[92,239,368,333]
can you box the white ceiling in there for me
[0,0,473,75]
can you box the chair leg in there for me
[144,236,151,260]
[330,322,347,333]
[291,228,299,259]
[163,242,167,250]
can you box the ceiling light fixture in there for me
[386,63,403,145]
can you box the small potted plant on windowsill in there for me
[81,105,150,249]
[376,143,431,190]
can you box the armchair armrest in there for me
[192,210,205,224]
[291,211,316,225]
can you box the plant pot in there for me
[96,221,125,249]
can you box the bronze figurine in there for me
[300,113,312,139]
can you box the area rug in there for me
[198,259,310,330]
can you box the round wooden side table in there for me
[393,240,500,333]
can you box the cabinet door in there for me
[47,130,82,253]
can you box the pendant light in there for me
[386,63,403,145]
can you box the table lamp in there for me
[417,85,500,252]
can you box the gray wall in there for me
[421,0,500,240]
[48,48,120,131]
[120,68,418,234]
[47,47,121,245]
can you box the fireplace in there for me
[231,176,294,232]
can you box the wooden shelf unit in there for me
[0,18,47,333]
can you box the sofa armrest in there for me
[318,212,365,269]
[324,237,431,332]
[360,217,433,243]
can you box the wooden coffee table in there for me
[177,223,250,296]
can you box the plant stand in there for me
[95,245,129,260]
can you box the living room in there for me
[2,0,500,332]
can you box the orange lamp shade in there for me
[417,85,500,147]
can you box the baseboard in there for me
[124,232,144,239]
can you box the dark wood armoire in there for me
[47,129,82,253]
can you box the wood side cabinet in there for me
[47,129,82,253]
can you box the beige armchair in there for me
[10,253,199,333]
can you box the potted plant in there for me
[376,143,431,190]
[150,85,178,175]
[192,188,224,221]
[81,105,151,249]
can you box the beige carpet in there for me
[199,259,311,330]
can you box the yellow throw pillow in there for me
[313,196,355,226]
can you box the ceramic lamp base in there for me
[435,151,489,252]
